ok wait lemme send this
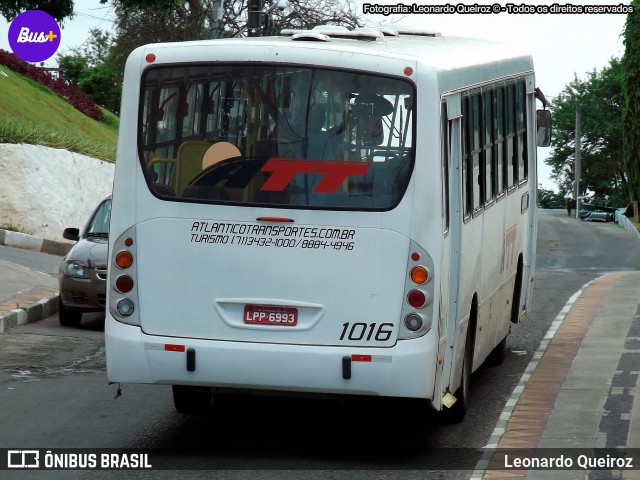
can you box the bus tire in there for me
[487,335,507,366]
[443,325,472,423]
[172,385,212,414]
[510,256,524,324]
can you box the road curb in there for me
[0,292,59,334]
[470,275,601,479]
[0,229,65,334]
[0,229,72,256]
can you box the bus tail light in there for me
[410,266,429,284]
[405,314,422,331]
[109,227,140,326]
[116,298,135,316]
[115,275,134,293]
[407,289,426,308]
[115,250,134,269]
[399,241,435,340]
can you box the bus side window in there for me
[506,84,517,188]
[441,103,450,234]
[483,90,494,204]
[495,86,506,196]
[462,96,472,219]
[516,81,528,183]
[471,93,483,212]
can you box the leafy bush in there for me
[0,49,105,122]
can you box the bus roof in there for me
[136,29,534,92]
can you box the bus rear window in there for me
[139,65,414,210]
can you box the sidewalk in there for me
[475,271,640,479]
[0,229,68,333]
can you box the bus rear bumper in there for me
[105,316,437,399]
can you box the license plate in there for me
[243,305,298,326]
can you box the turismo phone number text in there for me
[190,233,355,250]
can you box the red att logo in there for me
[260,158,371,194]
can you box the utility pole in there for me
[209,0,224,38]
[575,100,581,219]
[247,0,263,37]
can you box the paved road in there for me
[1,209,639,479]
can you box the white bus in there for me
[106,26,550,420]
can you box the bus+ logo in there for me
[8,10,61,63]
[260,158,371,194]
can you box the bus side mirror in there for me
[536,109,552,147]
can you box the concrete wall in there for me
[0,143,114,243]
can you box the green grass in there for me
[0,66,118,161]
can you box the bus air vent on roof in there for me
[281,26,384,42]
[381,25,442,37]
[288,32,331,42]
[375,27,400,37]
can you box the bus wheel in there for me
[487,335,507,366]
[172,385,212,414]
[510,256,524,324]
[443,325,472,423]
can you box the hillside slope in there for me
[0,64,119,162]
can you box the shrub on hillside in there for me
[0,50,105,122]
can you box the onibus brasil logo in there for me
[8,10,61,63]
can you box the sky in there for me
[0,0,630,192]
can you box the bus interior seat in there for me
[171,140,212,196]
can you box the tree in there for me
[228,0,362,37]
[0,0,74,23]
[537,187,564,209]
[546,58,628,204]
[57,29,120,113]
[104,0,361,72]
[48,0,361,116]
[98,0,361,113]
[623,0,640,221]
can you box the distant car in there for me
[583,211,610,222]
[58,194,111,327]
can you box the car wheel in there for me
[58,298,82,327]
[172,385,213,414]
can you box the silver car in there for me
[58,195,111,327]
[584,211,610,222]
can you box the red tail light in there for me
[115,275,134,293]
[407,289,426,308]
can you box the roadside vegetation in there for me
[0,52,118,162]
[0,221,34,235]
